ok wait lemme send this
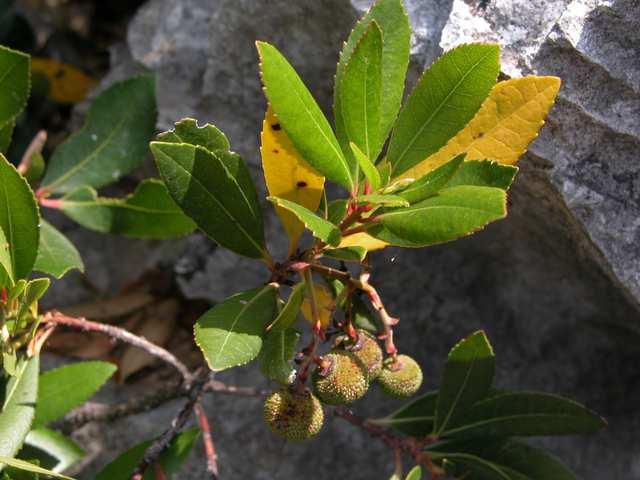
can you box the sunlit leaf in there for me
[33,220,83,279]
[24,428,84,473]
[267,197,341,246]
[258,328,300,385]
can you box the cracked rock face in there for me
[48,0,639,478]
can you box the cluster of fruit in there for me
[263,330,423,440]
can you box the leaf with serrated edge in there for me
[157,117,230,152]
[151,142,267,259]
[398,77,561,180]
[194,286,278,371]
[42,75,156,193]
[0,119,15,153]
[25,428,84,474]
[340,21,383,171]
[398,154,464,204]
[268,283,305,333]
[388,44,500,177]
[434,331,495,435]
[369,186,506,247]
[34,361,117,427]
[261,105,325,256]
[258,328,300,385]
[447,160,518,190]
[0,153,39,280]
[257,41,353,190]
[0,45,30,128]
[0,356,39,465]
[350,142,381,191]
[268,197,341,246]
[59,180,196,239]
[34,220,84,279]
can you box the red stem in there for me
[194,402,219,479]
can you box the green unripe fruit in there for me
[378,354,423,398]
[342,330,383,380]
[263,388,324,441]
[312,350,369,405]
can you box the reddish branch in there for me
[17,130,46,175]
[194,402,219,479]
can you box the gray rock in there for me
[44,0,640,478]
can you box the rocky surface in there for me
[42,0,639,478]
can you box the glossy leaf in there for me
[434,331,495,435]
[257,41,353,190]
[301,283,334,329]
[0,457,73,479]
[338,232,388,251]
[268,283,305,333]
[268,197,341,246]
[59,180,195,239]
[30,57,96,104]
[151,142,267,259]
[33,221,83,279]
[370,391,438,437]
[369,186,507,247]
[356,194,409,208]
[327,199,349,225]
[0,45,29,127]
[397,154,465,204]
[447,160,518,190]
[405,466,422,480]
[194,286,278,371]
[0,154,39,280]
[258,328,300,385]
[350,142,381,191]
[24,428,84,473]
[157,117,230,152]
[443,391,606,438]
[34,361,117,427]
[387,44,500,177]
[400,76,561,180]
[323,246,367,262]
[340,21,383,169]
[261,105,325,255]
[335,0,410,162]
[41,75,156,193]
[95,428,199,480]
[0,227,13,286]
[0,356,39,462]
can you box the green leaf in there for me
[257,41,353,190]
[387,44,500,177]
[0,227,13,287]
[194,285,278,371]
[24,429,84,473]
[23,153,44,187]
[327,199,348,225]
[95,428,199,480]
[267,283,305,333]
[268,197,341,246]
[18,278,49,318]
[157,117,229,152]
[446,160,518,190]
[0,457,73,480]
[258,328,300,385]
[432,451,510,480]
[34,361,117,427]
[352,295,382,333]
[33,221,83,279]
[0,119,14,153]
[59,180,196,239]
[323,246,367,262]
[405,466,422,480]
[0,153,39,280]
[397,154,465,204]
[369,391,438,437]
[0,45,30,128]
[335,0,410,163]
[41,75,156,193]
[340,21,383,170]
[442,391,606,438]
[0,356,39,463]
[434,331,495,435]
[356,194,409,208]
[368,186,507,247]
[350,142,381,191]
[151,142,267,259]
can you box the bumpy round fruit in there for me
[263,388,324,441]
[343,330,383,380]
[378,354,423,398]
[312,350,369,405]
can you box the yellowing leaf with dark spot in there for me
[261,106,324,255]
[31,57,97,104]
[398,77,561,180]
[301,283,334,329]
[338,232,388,251]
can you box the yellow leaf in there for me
[301,283,334,329]
[338,232,388,251]
[31,57,97,104]
[260,105,325,256]
[397,76,561,180]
